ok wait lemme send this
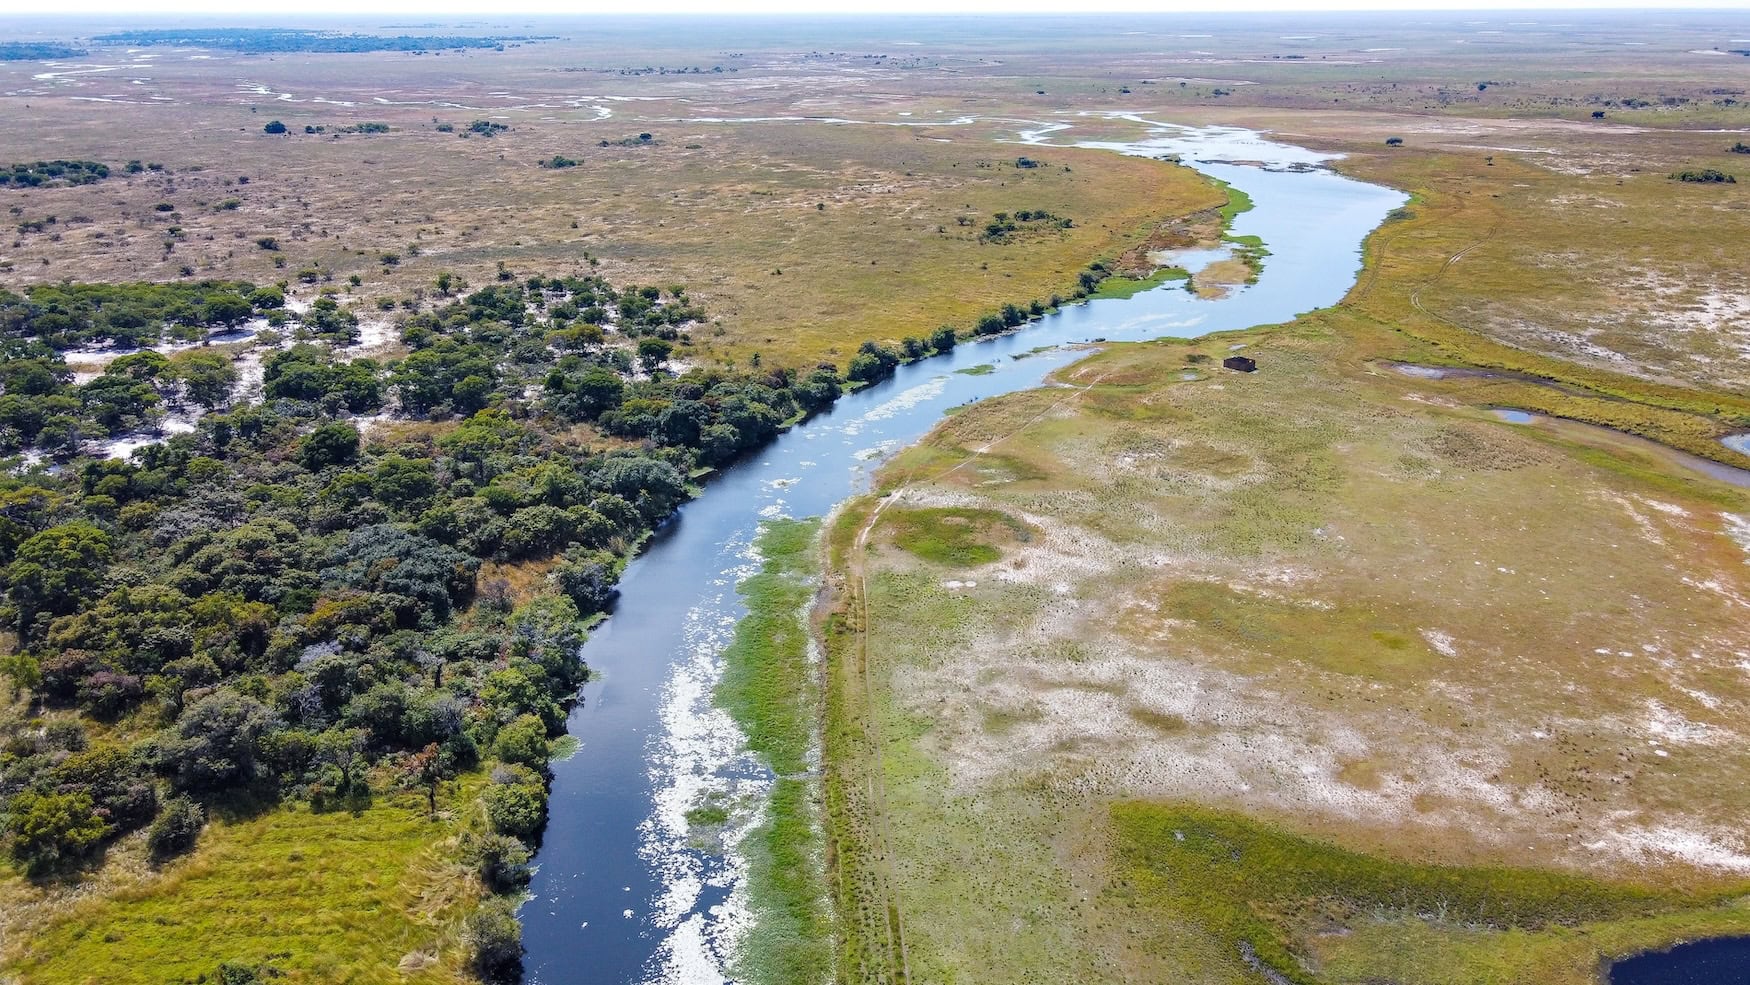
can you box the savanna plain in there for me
[1,11,1749,985]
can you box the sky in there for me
[16,0,1750,16]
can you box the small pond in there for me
[1609,936,1750,985]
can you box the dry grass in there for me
[829,323,1750,982]
[0,46,1219,370]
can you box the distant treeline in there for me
[0,42,88,60]
[91,28,554,54]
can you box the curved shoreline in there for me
[520,121,1406,984]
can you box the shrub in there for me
[467,832,532,893]
[263,120,287,135]
[156,690,278,793]
[1670,168,1735,184]
[465,898,523,982]
[552,551,618,615]
[299,421,360,470]
[4,789,106,875]
[493,713,551,772]
[147,795,205,861]
[483,768,547,839]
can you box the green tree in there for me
[4,790,107,875]
[493,713,551,772]
[847,340,899,383]
[171,349,239,409]
[483,771,547,839]
[636,337,672,373]
[371,454,438,511]
[156,690,279,793]
[299,421,360,470]
[6,521,112,637]
[199,292,255,327]
[467,832,532,892]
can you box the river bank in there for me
[519,121,1407,984]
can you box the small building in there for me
[1223,355,1257,373]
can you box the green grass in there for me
[684,803,731,827]
[1161,580,1436,680]
[716,518,834,985]
[7,783,484,984]
[1109,802,1741,985]
[1216,180,1256,224]
[883,506,1030,566]
[955,363,997,376]
[1088,265,1191,300]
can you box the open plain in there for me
[2,10,1750,985]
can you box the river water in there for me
[520,122,1406,985]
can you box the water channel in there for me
[520,121,1411,984]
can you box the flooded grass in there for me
[715,518,834,985]
[1109,802,1730,985]
[1087,265,1191,300]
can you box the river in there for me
[519,121,1407,985]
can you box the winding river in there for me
[520,121,1406,984]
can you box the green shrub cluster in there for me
[0,160,110,188]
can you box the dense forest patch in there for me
[0,266,877,980]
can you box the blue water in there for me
[520,138,1406,985]
[1611,937,1750,985]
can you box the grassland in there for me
[0,56,1220,371]
[5,12,1750,984]
[1,780,486,984]
[823,318,1750,981]
[816,114,1750,979]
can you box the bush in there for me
[846,340,899,384]
[4,789,106,875]
[466,898,523,981]
[147,795,205,861]
[467,832,532,892]
[483,768,547,839]
[553,551,618,615]
[298,421,360,470]
[493,713,551,772]
[215,962,264,985]
[1670,168,1735,184]
[156,690,278,793]
[263,121,287,135]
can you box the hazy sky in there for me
[20,0,1750,16]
